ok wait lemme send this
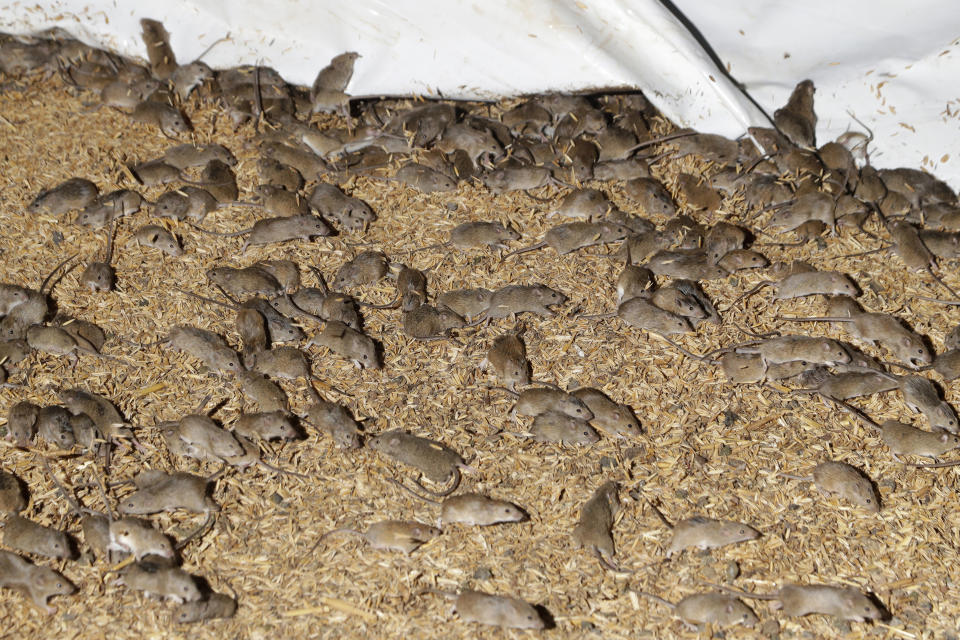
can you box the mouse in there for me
[237,371,289,412]
[391,480,528,527]
[108,517,175,561]
[79,221,117,292]
[571,387,641,437]
[436,288,494,320]
[704,222,748,264]
[776,461,880,512]
[6,401,39,447]
[163,143,236,170]
[475,284,567,322]
[128,159,182,187]
[94,76,161,110]
[3,514,73,559]
[403,304,465,340]
[307,183,376,232]
[118,561,202,603]
[493,386,593,421]
[734,271,858,308]
[502,221,630,260]
[521,411,599,445]
[130,100,191,136]
[205,265,283,298]
[571,481,622,570]
[167,325,243,375]
[388,163,458,193]
[317,520,441,555]
[132,224,183,256]
[256,158,308,194]
[480,165,555,193]
[36,405,76,449]
[645,250,728,281]
[583,297,692,337]
[306,320,380,368]
[403,221,520,255]
[174,591,237,623]
[734,336,851,367]
[715,582,885,622]
[119,470,221,515]
[482,330,531,391]
[888,220,960,299]
[250,184,310,218]
[645,500,760,557]
[248,346,317,382]
[332,251,390,290]
[0,470,26,514]
[676,174,723,212]
[232,411,298,442]
[190,159,238,203]
[549,188,611,220]
[301,394,361,449]
[421,589,545,629]
[616,263,655,304]
[192,215,331,252]
[58,388,133,443]
[635,591,758,629]
[773,79,817,147]
[718,249,769,272]
[779,309,931,368]
[76,189,145,228]
[28,177,99,216]
[174,413,245,460]
[153,186,219,222]
[311,51,360,110]
[140,18,177,79]
[933,349,960,381]
[793,371,899,401]
[236,308,267,363]
[648,284,707,321]
[623,177,677,217]
[897,375,958,432]
[0,550,76,613]
[368,430,468,496]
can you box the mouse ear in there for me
[941,432,950,443]
[725,602,734,613]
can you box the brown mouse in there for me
[77,189,145,228]
[436,288,494,320]
[193,215,331,252]
[307,183,376,232]
[475,284,567,322]
[301,395,361,449]
[403,304,465,340]
[132,224,183,256]
[0,550,75,613]
[236,308,267,363]
[153,186,218,222]
[495,386,592,420]
[28,177,98,216]
[616,264,654,304]
[0,470,26,513]
[305,320,379,368]
[233,411,298,442]
[524,411,599,445]
[119,470,220,515]
[3,514,73,559]
[404,221,520,255]
[897,375,958,432]
[36,405,76,449]
[736,271,858,307]
[584,297,691,336]
[716,583,885,622]
[108,517,175,561]
[502,221,630,260]
[795,371,899,401]
[79,221,117,292]
[174,413,245,460]
[6,401,39,446]
[140,18,177,79]
[777,461,879,512]
[392,481,527,527]
[734,336,850,367]
[389,163,457,193]
[887,220,960,299]
[167,325,243,375]
[423,589,545,629]
[130,100,191,136]
[571,387,641,437]
[571,481,621,569]
[174,592,237,623]
[636,591,757,629]
[368,430,467,495]
[58,388,132,442]
[206,265,283,298]
[623,177,677,217]
[248,346,314,381]
[332,251,389,290]
[118,562,202,603]
[318,520,441,554]
[482,331,530,390]
[129,159,181,187]
[163,143,236,170]
[646,501,760,557]
[550,188,611,220]
[645,249,728,281]
[718,249,769,272]
[237,371,289,412]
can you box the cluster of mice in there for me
[2,16,960,631]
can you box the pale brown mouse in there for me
[118,561,202,603]
[494,386,593,420]
[132,224,183,256]
[525,411,599,445]
[0,550,75,613]
[6,401,39,446]
[422,589,545,629]
[307,183,376,232]
[0,470,26,513]
[716,583,885,622]
[646,501,760,557]
[392,483,527,527]
[233,411,298,442]
[735,271,858,307]
[119,470,220,515]
[206,265,283,298]
[582,297,691,336]
[130,100,191,136]
[153,186,218,222]
[237,371,289,412]
[368,430,468,495]
[502,221,630,260]
[174,592,237,623]
[777,460,880,512]
[571,387,641,437]
[306,320,380,368]
[167,325,243,375]
[403,304,465,340]
[301,396,361,449]
[36,405,76,449]
[436,288,494,320]
[550,188,611,220]
[108,517,175,561]
[332,251,389,290]
[28,177,98,216]
[3,514,73,559]
[636,591,758,629]
[898,375,958,432]
[174,413,245,460]
[476,284,567,322]
[734,336,850,367]
[571,481,621,569]
[616,263,654,304]
[404,221,520,255]
[79,221,116,292]
[193,215,331,252]
[482,331,530,391]
[318,520,441,555]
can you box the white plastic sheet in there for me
[3,1,959,187]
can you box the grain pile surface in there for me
[0,37,958,640]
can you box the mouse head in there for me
[899,334,932,368]
[838,589,886,622]
[533,285,567,307]
[34,565,76,599]
[717,598,758,627]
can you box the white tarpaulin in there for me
[3,1,959,187]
